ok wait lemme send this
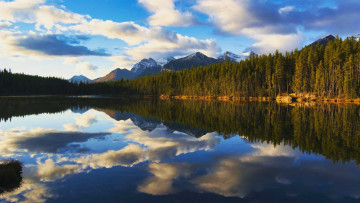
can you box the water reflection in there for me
[0,97,359,202]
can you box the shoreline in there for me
[3,94,360,105]
[158,94,360,105]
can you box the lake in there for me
[0,97,360,203]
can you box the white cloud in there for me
[124,126,220,162]
[0,127,57,156]
[1,178,53,203]
[138,163,193,195]
[108,55,137,70]
[194,0,256,35]
[68,19,148,46]
[139,0,194,27]
[0,0,86,30]
[194,0,304,53]
[36,158,82,182]
[248,33,304,54]
[35,5,87,30]
[75,144,146,169]
[63,57,99,75]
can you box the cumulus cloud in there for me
[246,33,304,54]
[0,127,108,155]
[68,19,148,46]
[124,126,220,162]
[36,159,82,182]
[75,144,146,169]
[138,163,193,195]
[0,178,53,203]
[139,0,194,27]
[63,57,100,75]
[16,34,109,56]
[63,112,99,131]
[0,0,220,70]
[108,55,138,70]
[194,155,360,199]
[0,0,87,29]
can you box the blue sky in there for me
[0,0,359,79]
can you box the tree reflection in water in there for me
[0,160,22,195]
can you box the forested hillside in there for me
[129,37,360,98]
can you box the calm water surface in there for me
[0,97,360,203]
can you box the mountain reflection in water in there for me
[0,97,359,203]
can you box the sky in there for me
[0,0,359,79]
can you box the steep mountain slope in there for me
[94,68,136,82]
[131,58,162,77]
[162,52,218,72]
[310,35,335,46]
[137,65,162,77]
[69,75,91,83]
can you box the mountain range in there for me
[162,52,219,72]
[70,51,255,83]
[71,34,355,83]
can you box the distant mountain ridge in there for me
[94,68,136,82]
[309,35,335,47]
[162,52,219,72]
[69,75,91,83]
[70,51,254,82]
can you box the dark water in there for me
[0,97,360,203]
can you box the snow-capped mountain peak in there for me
[218,51,242,62]
[131,58,159,74]
[218,51,255,62]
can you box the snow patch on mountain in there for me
[156,57,176,67]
